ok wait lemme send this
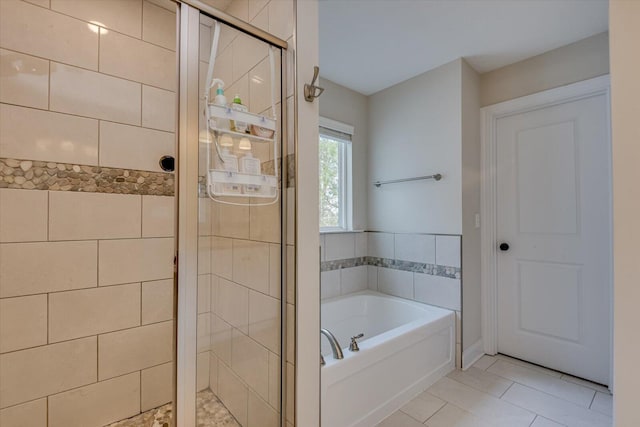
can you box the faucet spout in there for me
[321,328,344,360]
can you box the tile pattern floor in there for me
[107,389,240,427]
[377,354,613,427]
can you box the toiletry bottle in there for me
[230,95,249,133]
[215,148,241,194]
[209,79,229,130]
[240,152,261,194]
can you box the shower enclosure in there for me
[0,1,293,426]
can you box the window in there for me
[319,118,353,231]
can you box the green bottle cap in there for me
[233,95,242,104]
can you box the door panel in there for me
[496,93,611,385]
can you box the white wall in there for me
[480,32,609,106]
[460,59,482,353]
[368,59,463,235]
[319,78,369,230]
[610,1,640,425]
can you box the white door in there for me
[496,91,611,385]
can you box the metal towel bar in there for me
[373,174,442,187]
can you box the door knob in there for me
[499,243,510,251]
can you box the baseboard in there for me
[462,338,484,370]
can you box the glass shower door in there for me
[184,7,287,427]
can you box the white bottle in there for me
[240,152,261,194]
[215,149,241,194]
[210,79,229,130]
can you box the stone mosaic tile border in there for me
[321,256,461,280]
[0,158,175,196]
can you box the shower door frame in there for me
[175,2,290,426]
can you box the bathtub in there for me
[321,290,455,427]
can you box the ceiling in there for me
[319,0,608,95]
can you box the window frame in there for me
[319,117,354,232]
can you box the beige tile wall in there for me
[196,1,295,425]
[0,1,177,426]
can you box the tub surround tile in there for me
[0,49,49,109]
[414,273,461,311]
[0,240,97,298]
[395,233,436,264]
[341,265,368,295]
[0,158,175,196]
[368,232,395,259]
[435,235,461,268]
[324,233,356,261]
[0,294,47,353]
[0,104,99,166]
[0,0,98,70]
[378,268,414,299]
[355,232,368,257]
[0,188,48,243]
[367,266,378,291]
[48,372,141,427]
[0,398,47,427]
[0,336,97,408]
[320,270,340,300]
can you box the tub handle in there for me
[349,333,364,352]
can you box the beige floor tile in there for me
[590,392,613,417]
[561,374,611,394]
[377,410,425,427]
[530,416,566,427]
[495,354,563,378]
[502,383,612,427]
[472,354,498,371]
[424,403,495,427]
[446,367,513,397]
[488,360,595,407]
[399,391,446,422]
[427,377,535,427]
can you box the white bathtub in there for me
[321,290,455,427]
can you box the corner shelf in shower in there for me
[206,104,279,200]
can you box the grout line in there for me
[499,380,515,398]
[589,390,597,409]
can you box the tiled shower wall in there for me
[195,1,295,427]
[0,1,177,426]
[320,231,462,365]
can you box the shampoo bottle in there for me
[240,152,261,193]
[230,95,249,133]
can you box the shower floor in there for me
[107,389,239,427]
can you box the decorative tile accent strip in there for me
[321,256,461,280]
[0,158,175,196]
